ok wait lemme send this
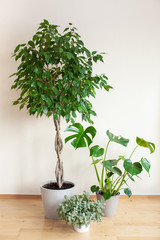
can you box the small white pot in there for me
[73,224,90,232]
[97,192,120,217]
[40,180,75,219]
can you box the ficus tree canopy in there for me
[10,19,112,123]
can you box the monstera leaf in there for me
[141,158,151,175]
[106,130,129,147]
[123,159,143,176]
[136,137,155,154]
[90,145,104,157]
[91,185,99,193]
[65,123,96,149]
[124,188,132,197]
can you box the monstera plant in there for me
[65,123,155,199]
[10,19,112,189]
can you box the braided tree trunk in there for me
[53,114,64,188]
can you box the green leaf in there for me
[85,126,96,139]
[34,67,39,73]
[65,134,77,144]
[124,159,143,176]
[65,123,96,149]
[66,52,74,59]
[19,104,25,110]
[44,53,50,63]
[92,51,97,55]
[106,159,117,166]
[136,137,155,154]
[124,188,132,197]
[119,155,127,161]
[72,111,77,118]
[103,161,115,173]
[103,161,122,175]
[78,106,82,112]
[43,19,49,25]
[13,100,19,105]
[65,125,80,134]
[14,44,21,53]
[103,192,112,200]
[92,159,101,165]
[91,185,99,193]
[104,85,113,92]
[123,180,129,187]
[106,172,114,178]
[141,158,151,175]
[43,106,48,115]
[28,41,34,47]
[106,130,129,147]
[113,167,122,176]
[90,145,104,157]
[64,27,69,32]
[127,172,135,181]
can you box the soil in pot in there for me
[43,182,74,190]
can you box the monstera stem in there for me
[53,114,64,188]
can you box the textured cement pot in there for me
[96,192,120,217]
[40,180,75,219]
[73,224,90,232]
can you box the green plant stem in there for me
[91,155,100,184]
[114,145,139,194]
[129,145,138,159]
[115,171,127,194]
[88,146,100,184]
[100,140,110,190]
[112,175,123,193]
[112,175,121,186]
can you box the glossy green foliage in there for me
[91,185,99,193]
[106,130,129,146]
[65,123,96,148]
[123,159,143,176]
[141,157,151,175]
[90,145,104,157]
[57,191,105,228]
[10,19,111,122]
[65,122,155,200]
[136,137,155,154]
[124,188,132,197]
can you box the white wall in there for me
[0,0,160,195]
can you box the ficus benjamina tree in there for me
[10,19,112,188]
[65,123,155,199]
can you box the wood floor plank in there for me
[0,197,159,240]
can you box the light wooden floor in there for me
[0,196,160,240]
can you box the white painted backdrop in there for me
[0,0,160,194]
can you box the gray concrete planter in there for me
[40,180,75,219]
[96,192,120,217]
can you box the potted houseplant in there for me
[57,191,105,232]
[10,19,112,219]
[65,123,155,217]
